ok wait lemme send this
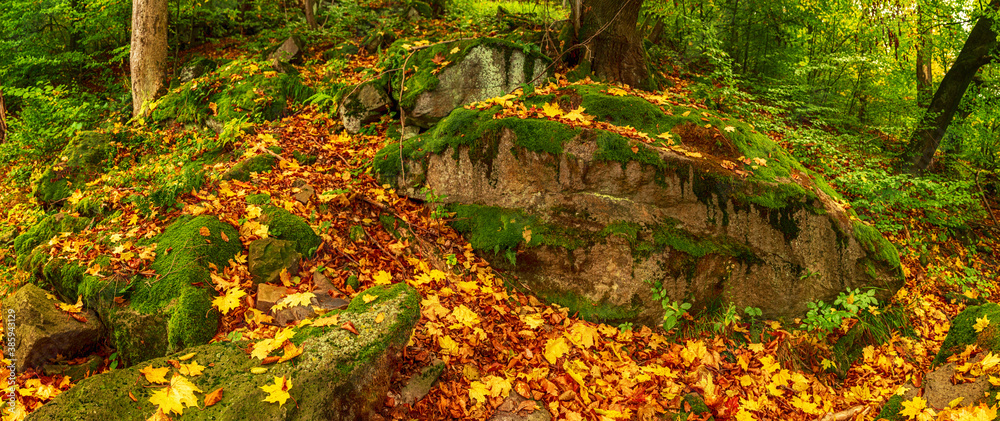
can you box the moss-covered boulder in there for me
[14,212,90,272]
[81,215,243,366]
[375,84,903,324]
[935,303,1000,365]
[222,153,278,181]
[260,205,321,258]
[341,37,549,132]
[151,58,313,125]
[33,131,114,209]
[26,283,421,421]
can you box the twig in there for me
[815,405,868,421]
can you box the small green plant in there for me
[617,322,634,331]
[647,279,691,331]
[108,351,121,371]
[744,306,763,318]
[802,288,878,335]
[421,186,451,219]
[445,254,458,266]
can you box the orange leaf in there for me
[199,226,210,236]
[341,321,359,335]
[204,387,224,407]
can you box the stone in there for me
[389,38,549,129]
[268,36,305,72]
[33,131,114,210]
[375,84,903,324]
[260,205,321,257]
[292,179,315,204]
[489,390,551,421]
[399,359,446,405]
[26,283,422,421]
[248,238,301,285]
[42,355,103,383]
[177,57,217,84]
[256,283,289,313]
[923,361,991,409]
[1,284,104,374]
[312,271,337,293]
[339,81,391,134]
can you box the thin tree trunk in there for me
[302,0,317,29]
[909,1,1000,171]
[572,0,649,88]
[130,0,169,117]
[915,2,933,107]
[0,88,7,144]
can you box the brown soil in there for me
[672,122,740,160]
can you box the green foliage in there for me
[801,288,878,335]
[837,169,982,232]
[0,86,107,167]
[646,279,691,331]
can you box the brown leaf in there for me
[221,231,229,242]
[431,52,445,65]
[204,387,224,407]
[341,321,359,335]
[199,226,210,236]
[261,356,281,365]
[70,313,88,323]
[129,391,137,402]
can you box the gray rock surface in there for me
[1,284,104,374]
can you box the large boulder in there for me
[375,84,903,324]
[33,131,114,210]
[1,284,104,374]
[340,38,550,133]
[268,36,306,72]
[26,283,421,421]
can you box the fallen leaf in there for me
[212,288,246,315]
[362,294,377,303]
[140,365,171,384]
[199,226,210,236]
[260,376,292,407]
[178,361,205,376]
[178,353,196,361]
[149,374,202,416]
[341,321,359,335]
[372,270,392,285]
[204,387,224,407]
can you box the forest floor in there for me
[3,9,1000,421]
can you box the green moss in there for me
[875,394,906,421]
[222,154,277,182]
[648,221,758,263]
[853,222,903,278]
[261,205,321,257]
[447,204,541,254]
[14,213,90,269]
[33,131,114,209]
[151,58,314,125]
[536,289,642,324]
[246,193,272,206]
[292,150,318,166]
[934,303,1000,365]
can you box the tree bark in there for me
[130,0,169,118]
[915,3,933,107]
[302,0,317,29]
[909,2,1000,171]
[0,87,7,144]
[571,0,650,88]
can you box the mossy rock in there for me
[377,37,550,128]
[83,215,243,366]
[934,303,1000,366]
[33,131,114,209]
[248,238,301,285]
[665,393,715,421]
[260,206,320,258]
[874,394,906,421]
[25,283,421,421]
[151,58,314,125]
[14,212,90,271]
[374,84,904,324]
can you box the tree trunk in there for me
[302,0,317,29]
[571,0,650,88]
[909,1,999,171]
[130,0,169,118]
[0,87,7,144]
[915,3,933,107]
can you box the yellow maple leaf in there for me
[313,314,340,327]
[607,87,628,96]
[178,360,205,376]
[544,337,570,364]
[260,376,292,407]
[565,323,599,349]
[362,294,377,303]
[56,295,84,313]
[541,102,563,118]
[451,305,481,328]
[975,316,991,332]
[272,292,315,311]
[375,312,385,323]
[438,335,460,355]
[140,365,171,384]
[735,409,756,421]
[278,343,303,363]
[149,374,203,415]
[563,106,590,123]
[450,46,460,54]
[521,313,544,329]
[724,126,736,132]
[212,288,246,315]
[900,396,928,419]
[372,270,392,285]
[468,380,490,406]
[980,352,1000,371]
